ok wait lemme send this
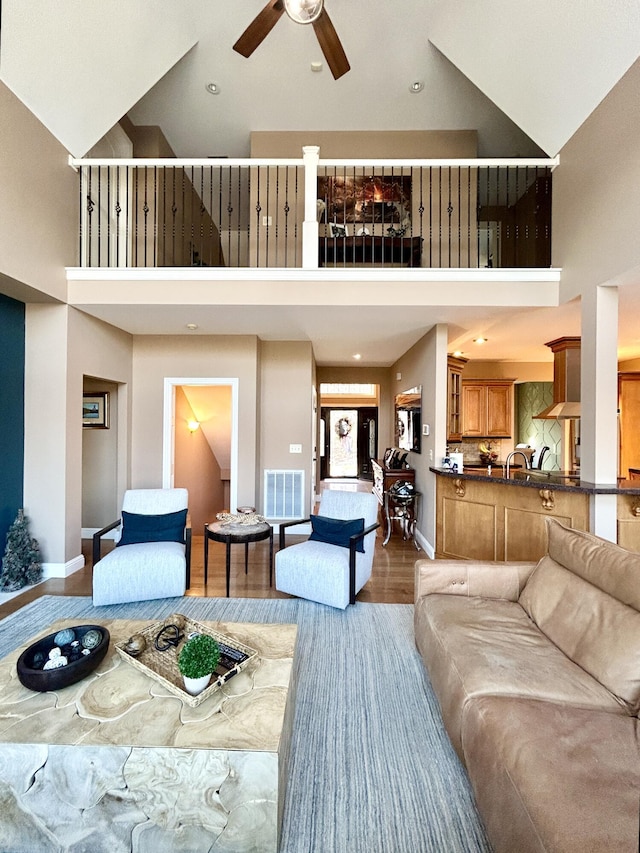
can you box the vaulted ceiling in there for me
[3,0,638,159]
[2,1,640,366]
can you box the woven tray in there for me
[114,615,258,707]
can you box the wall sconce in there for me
[187,420,200,433]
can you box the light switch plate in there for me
[422,424,430,436]
[289,443,302,454]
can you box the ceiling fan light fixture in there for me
[284,0,324,25]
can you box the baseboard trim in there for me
[414,529,434,558]
[82,527,118,541]
[42,554,85,579]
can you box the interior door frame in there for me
[162,377,239,512]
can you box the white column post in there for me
[580,285,619,541]
[302,145,320,269]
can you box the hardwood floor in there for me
[0,481,420,620]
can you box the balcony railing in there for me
[71,147,557,271]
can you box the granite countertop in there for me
[430,466,640,496]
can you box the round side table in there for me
[204,521,273,597]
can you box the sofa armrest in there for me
[414,559,538,604]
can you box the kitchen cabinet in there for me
[434,473,589,561]
[462,380,514,438]
[447,355,467,442]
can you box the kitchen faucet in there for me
[505,450,532,478]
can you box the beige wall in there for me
[174,386,225,531]
[461,361,553,382]
[259,341,315,515]
[25,306,132,569]
[391,325,448,554]
[82,377,119,529]
[553,56,640,302]
[131,336,259,509]
[250,130,478,158]
[0,82,77,303]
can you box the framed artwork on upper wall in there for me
[83,392,110,429]
[317,175,412,226]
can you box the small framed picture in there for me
[83,392,110,429]
[331,223,349,238]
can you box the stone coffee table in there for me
[0,617,298,853]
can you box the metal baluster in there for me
[78,167,84,266]
[97,166,102,267]
[125,167,130,267]
[115,165,121,267]
[87,167,94,268]
[161,164,166,267]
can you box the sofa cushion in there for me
[414,594,623,759]
[309,515,365,552]
[519,520,640,712]
[545,518,640,609]
[118,509,187,547]
[461,695,640,853]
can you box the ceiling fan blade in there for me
[312,8,350,79]
[233,0,285,58]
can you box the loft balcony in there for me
[71,148,557,274]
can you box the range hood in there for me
[535,337,581,419]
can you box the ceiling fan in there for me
[233,0,350,80]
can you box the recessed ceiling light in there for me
[453,350,465,357]
[353,353,362,360]
[186,323,198,331]
[473,337,488,344]
[205,82,220,95]
[409,81,424,94]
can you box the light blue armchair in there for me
[275,490,379,609]
[92,488,191,606]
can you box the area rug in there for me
[0,596,491,853]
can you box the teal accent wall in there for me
[0,294,25,550]
[516,382,562,470]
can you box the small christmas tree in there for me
[0,509,42,592]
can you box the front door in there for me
[320,407,378,479]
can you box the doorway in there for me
[162,378,239,528]
[320,406,378,480]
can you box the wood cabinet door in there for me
[619,373,640,478]
[461,384,485,437]
[447,357,466,442]
[486,384,512,437]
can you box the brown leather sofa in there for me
[414,518,640,853]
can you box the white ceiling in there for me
[3,1,640,367]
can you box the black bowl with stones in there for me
[16,624,110,692]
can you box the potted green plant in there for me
[178,634,220,695]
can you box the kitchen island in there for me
[431,466,640,561]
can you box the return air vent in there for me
[264,470,304,519]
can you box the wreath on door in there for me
[335,416,352,438]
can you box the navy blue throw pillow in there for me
[117,509,187,547]
[309,515,366,553]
